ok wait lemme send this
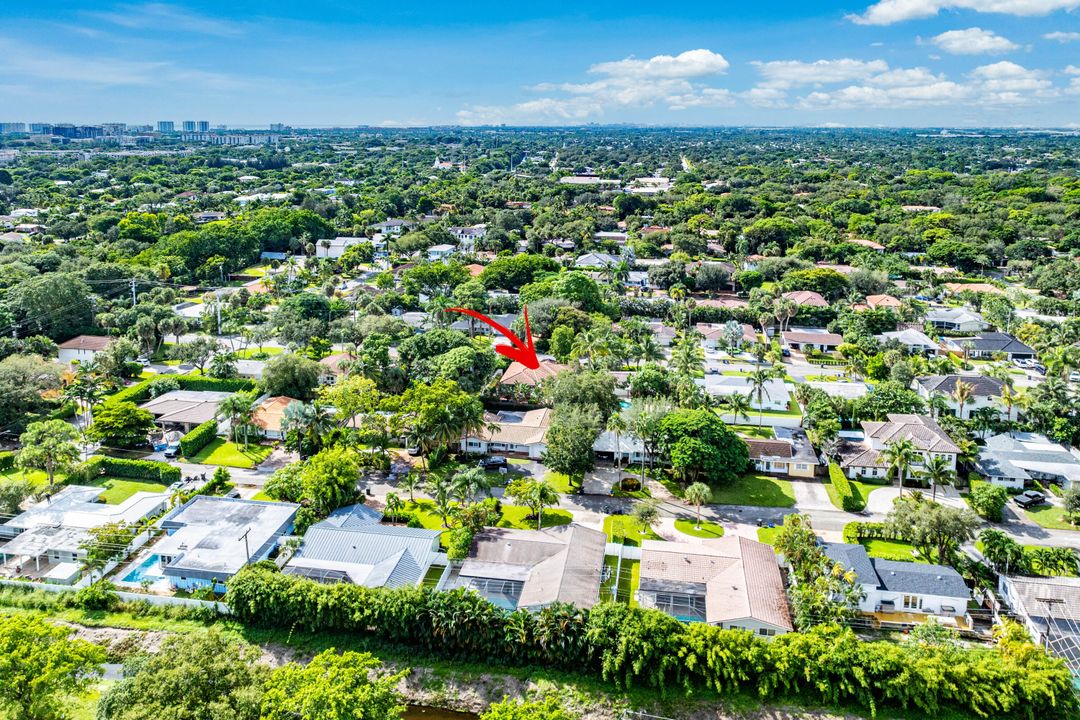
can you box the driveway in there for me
[791,478,834,512]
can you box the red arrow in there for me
[445,305,540,370]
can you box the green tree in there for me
[300,446,360,516]
[684,482,712,529]
[87,401,156,449]
[96,631,265,720]
[173,336,219,374]
[885,495,980,564]
[880,438,918,496]
[7,273,94,340]
[261,649,407,720]
[543,404,601,489]
[0,615,105,720]
[656,409,748,485]
[79,521,137,581]
[773,514,863,629]
[0,477,34,515]
[632,498,660,535]
[506,478,560,530]
[17,419,80,489]
[263,353,323,401]
[920,454,955,503]
[969,482,1009,522]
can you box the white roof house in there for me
[695,376,790,411]
[974,432,1080,491]
[316,236,368,259]
[878,328,943,355]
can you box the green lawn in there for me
[250,491,273,501]
[188,439,273,468]
[544,471,574,494]
[0,467,53,490]
[1024,505,1079,531]
[600,555,640,606]
[757,400,803,418]
[862,539,928,563]
[729,424,775,440]
[823,476,884,512]
[498,505,573,530]
[603,514,662,546]
[89,477,168,504]
[708,473,796,508]
[675,518,725,538]
[757,526,780,545]
[236,346,283,359]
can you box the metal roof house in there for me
[283,504,443,587]
[155,496,299,593]
[974,432,1080,491]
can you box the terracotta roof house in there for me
[848,238,884,251]
[863,294,902,309]
[318,353,354,382]
[638,537,793,635]
[840,414,959,480]
[464,263,485,277]
[499,359,566,387]
[782,290,829,307]
[461,408,551,460]
[451,524,606,611]
[57,335,113,365]
[251,396,297,440]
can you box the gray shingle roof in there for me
[872,559,969,599]
[916,374,1004,397]
[823,543,878,586]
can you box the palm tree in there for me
[684,482,711,529]
[928,392,951,420]
[218,394,256,449]
[399,472,423,503]
[881,438,919,497]
[999,384,1019,428]
[722,392,753,425]
[970,405,1000,439]
[606,412,628,470]
[634,334,663,366]
[451,467,492,506]
[920,454,955,502]
[670,332,705,379]
[747,366,777,427]
[426,474,455,528]
[384,492,404,521]
[528,481,559,530]
[951,380,974,420]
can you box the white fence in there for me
[0,577,230,614]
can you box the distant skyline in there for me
[2,1,1079,127]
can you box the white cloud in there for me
[798,81,970,109]
[868,67,946,86]
[751,58,889,89]
[1044,31,1080,42]
[930,27,1019,54]
[1066,65,1080,74]
[457,49,734,125]
[741,87,790,108]
[851,0,1080,25]
[588,49,729,79]
[86,3,247,37]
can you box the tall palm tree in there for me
[747,366,777,427]
[722,392,754,425]
[928,392,951,420]
[670,333,705,379]
[920,454,955,502]
[634,335,663,366]
[218,394,256,448]
[606,412,628,470]
[881,438,919,497]
[684,482,711,530]
[951,380,974,420]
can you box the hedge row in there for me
[73,456,181,485]
[105,376,255,407]
[828,462,862,512]
[0,451,14,471]
[225,566,1078,720]
[843,521,906,544]
[180,420,218,458]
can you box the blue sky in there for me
[2,1,1078,127]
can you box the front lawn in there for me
[497,505,573,530]
[823,476,884,512]
[862,539,928,563]
[1024,505,1079,531]
[188,439,273,468]
[544,471,574,494]
[757,526,781,545]
[236,346,283,359]
[0,467,54,490]
[729,424,775,440]
[603,514,662,546]
[708,473,796,508]
[89,477,168,504]
[675,518,725,538]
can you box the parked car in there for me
[1070,371,1080,382]
[478,456,508,470]
[164,443,181,459]
[1014,490,1046,509]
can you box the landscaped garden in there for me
[88,477,169,504]
[674,518,725,538]
[706,473,796,508]
[188,439,273,468]
[603,513,662,546]
[1024,504,1079,530]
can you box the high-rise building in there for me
[157,121,175,132]
[269,123,288,132]
[0,123,27,134]
[182,120,197,132]
[196,120,210,132]
[101,123,126,136]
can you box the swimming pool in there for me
[122,554,166,584]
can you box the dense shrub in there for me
[970,482,1009,522]
[105,376,255,408]
[180,419,218,458]
[225,566,1077,719]
[0,451,14,471]
[73,456,181,484]
[828,462,861,512]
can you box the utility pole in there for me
[130,278,137,307]
[239,526,251,563]
[215,289,222,335]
